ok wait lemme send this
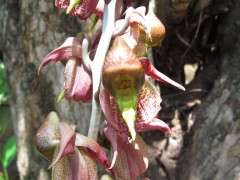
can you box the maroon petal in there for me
[50,121,76,167]
[140,58,185,90]
[38,37,82,74]
[113,134,148,180]
[99,85,121,132]
[103,125,119,169]
[75,133,113,175]
[55,0,99,20]
[136,118,171,134]
[64,58,92,102]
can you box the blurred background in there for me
[0,0,240,179]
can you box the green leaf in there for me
[2,136,17,168]
[0,175,5,180]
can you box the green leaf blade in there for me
[2,136,17,168]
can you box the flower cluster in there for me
[35,0,185,179]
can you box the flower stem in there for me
[3,166,9,180]
[87,0,116,140]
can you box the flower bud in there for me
[139,12,165,47]
[102,37,145,140]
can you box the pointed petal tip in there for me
[122,108,137,141]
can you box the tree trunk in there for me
[177,0,240,179]
[0,1,91,179]
[142,0,240,179]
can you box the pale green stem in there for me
[87,0,116,140]
[3,166,9,180]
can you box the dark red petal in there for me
[113,134,148,180]
[75,133,113,175]
[103,125,119,169]
[38,37,82,74]
[136,118,171,134]
[140,58,185,90]
[64,58,92,102]
[99,85,121,131]
[55,0,99,20]
[50,122,76,167]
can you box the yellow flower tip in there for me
[122,108,137,141]
[66,0,81,14]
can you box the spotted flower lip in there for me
[55,0,99,20]
[100,80,171,141]
[38,37,92,102]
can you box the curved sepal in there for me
[50,121,76,167]
[38,37,82,74]
[140,58,185,90]
[64,58,92,102]
[75,133,113,175]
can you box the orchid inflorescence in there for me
[35,0,185,179]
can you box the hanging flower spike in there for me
[35,112,112,180]
[38,37,92,102]
[55,0,99,20]
[102,36,145,140]
[38,37,82,72]
[104,125,148,180]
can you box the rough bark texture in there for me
[177,0,240,179]
[0,1,91,179]
[141,0,240,180]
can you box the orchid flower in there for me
[34,112,112,179]
[38,37,92,102]
[101,36,184,140]
[55,0,99,20]
[100,80,171,179]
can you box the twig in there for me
[87,0,116,140]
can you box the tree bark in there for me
[0,1,91,179]
[141,0,240,180]
[177,0,240,179]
